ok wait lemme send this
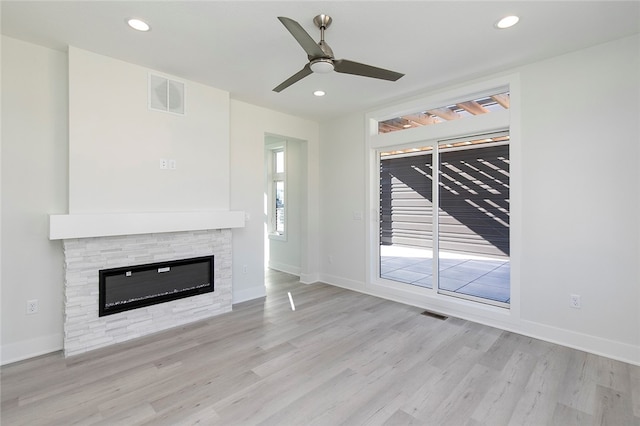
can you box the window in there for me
[268,146,286,239]
[377,91,509,134]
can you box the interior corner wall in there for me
[1,36,68,364]
[318,34,640,364]
[230,100,319,303]
[67,47,230,214]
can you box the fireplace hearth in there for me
[99,255,214,316]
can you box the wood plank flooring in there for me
[2,270,639,425]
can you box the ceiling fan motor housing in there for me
[310,59,334,73]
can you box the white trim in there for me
[49,211,245,239]
[232,285,266,304]
[268,260,301,276]
[319,273,366,292]
[506,74,522,321]
[519,320,640,367]
[299,272,319,285]
[1,333,63,366]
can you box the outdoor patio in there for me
[380,245,510,304]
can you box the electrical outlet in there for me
[159,159,168,169]
[569,294,581,309]
[26,299,38,315]
[242,264,248,274]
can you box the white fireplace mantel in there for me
[49,211,245,240]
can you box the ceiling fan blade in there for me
[273,64,313,92]
[278,17,325,58]
[333,59,404,81]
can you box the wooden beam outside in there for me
[427,107,460,121]
[404,113,438,126]
[491,93,510,109]
[457,101,489,115]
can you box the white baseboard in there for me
[318,273,365,291]
[233,285,266,304]
[518,320,640,366]
[267,261,301,276]
[267,263,320,285]
[319,273,640,366]
[1,333,63,366]
[299,272,320,284]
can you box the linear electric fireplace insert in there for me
[99,255,214,317]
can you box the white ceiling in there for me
[2,1,639,122]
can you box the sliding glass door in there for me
[379,133,510,307]
[379,146,435,288]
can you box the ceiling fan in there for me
[273,14,405,92]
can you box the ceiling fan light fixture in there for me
[127,18,150,32]
[310,59,334,74]
[495,15,519,29]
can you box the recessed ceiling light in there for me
[495,15,519,29]
[127,18,150,32]
[313,90,326,97]
[403,124,412,128]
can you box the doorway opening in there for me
[264,134,307,278]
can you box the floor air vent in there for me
[421,310,448,320]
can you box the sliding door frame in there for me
[365,74,521,323]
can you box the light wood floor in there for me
[2,270,639,425]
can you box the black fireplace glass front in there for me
[99,255,214,317]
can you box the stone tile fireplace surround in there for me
[50,212,244,357]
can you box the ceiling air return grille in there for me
[149,74,185,115]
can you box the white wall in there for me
[319,113,367,288]
[318,35,640,364]
[230,100,319,303]
[68,47,230,213]
[518,35,639,351]
[1,37,68,363]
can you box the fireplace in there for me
[58,229,234,357]
[99,255,214,317]
[50,212,244,356]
